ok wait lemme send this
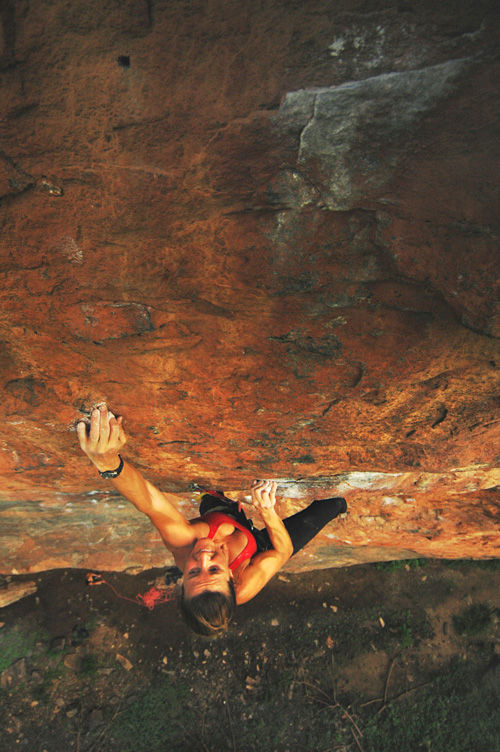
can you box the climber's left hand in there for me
[77,403,127,472]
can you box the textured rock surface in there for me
[0,0,498,573]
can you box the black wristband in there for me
[98,454,124,479]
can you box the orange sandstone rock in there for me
[0,0,498,573]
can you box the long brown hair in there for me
[179,581,236,636]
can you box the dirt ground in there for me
[1,559,499,752]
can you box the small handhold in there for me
[38,176,64,196]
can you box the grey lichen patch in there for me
[269,330,342,359]
[277,89,317,135]
[291,454,316,464]
[265,168,319,210]
[274,58,471,210]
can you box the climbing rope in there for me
[85,489,242,609]
[86,572,177,610]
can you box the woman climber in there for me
[77,403,347,636]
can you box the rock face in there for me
[0,0,498,574]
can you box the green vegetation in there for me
[31,665,66,702]
[452,603,493,636]
[110,678,192,752]
[79,653,99,676]
[0,624,46,673]
[363,659,500,752]
[2,559,498,752]
[398,611,414,648]
[366,607,433,651]
[106,657,499,752]
[444,558,500,571]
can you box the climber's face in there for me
[182,538,232,598]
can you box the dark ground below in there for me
[1,559,499,752]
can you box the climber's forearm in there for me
[251,480,293,560]
[108,457,163,516]
[260,508,293,560]
[103,458,192,533]
[77,405,194,545]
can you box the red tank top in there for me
[202,511,257,571]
